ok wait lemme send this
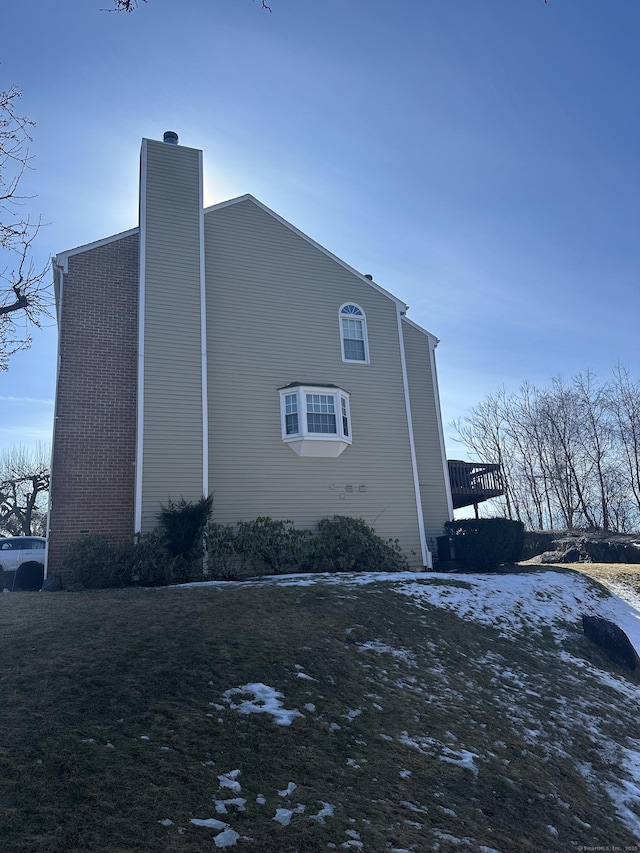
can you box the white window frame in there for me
[339,303,369,364]
[279,385,352,457]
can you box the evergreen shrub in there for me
[64,512,411,587]
[204,522,251,580]
[303,515,410,573]
[157,496,213,560]
[237,517,310,575]
[65,530,182,589]
[120,531,172,587]
[64,534,131,589]
[443,518,525,571]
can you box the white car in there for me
[0,536,46,590]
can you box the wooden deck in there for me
[448,460,504,510]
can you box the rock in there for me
[521,554,545,565]
[522,530,640,564]
[41,575,64,592]
[581,539,640,564]
[522,531,558,560]
[556,546,582,563]
[539,550,563,564]
[582,614,640,673]
[535,547,581,564]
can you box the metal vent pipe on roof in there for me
[163,131,179,145]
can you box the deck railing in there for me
[447,460,504,510]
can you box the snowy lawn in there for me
[1,566,640,852]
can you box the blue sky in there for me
[1,0,639,459]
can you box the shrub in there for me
[64,534,130,589]
[204,518,310,580]
[236,517,310,575]
[64,531,179,589]
[204,522,252,580]
[120,531,172,587]
[303,515,410,573]
[443,518,525,571]
[158,496,213,560]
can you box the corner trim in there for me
[44,265,66,579]
[134,140,147,533]
[429,336,454,520]
[198,150,209,498]
[396,304,431,568]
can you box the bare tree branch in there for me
[107,0,272,11]
[0,86,51,369]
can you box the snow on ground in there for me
[175,568,640,658]
[217,770,242,793]
[358,640,416,667]
[162,568,640,846]
[222,683,304,726]
[394,571,640,658]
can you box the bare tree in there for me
[610,365,640,519]
[453,368,640,533]
[0,444,50,536]
[0,86,50,370]
[503,384,548,528]
[573,371,615,529]
[452,387,517,521]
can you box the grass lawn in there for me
[563,561,640,601]
[2,570,640,852]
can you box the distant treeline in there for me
[453,366,640,532]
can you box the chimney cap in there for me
[163,130,179,145]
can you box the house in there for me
[46,132,453,579]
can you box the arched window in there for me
[339,303,369,363]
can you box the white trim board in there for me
[134,140,147,533]
[198,149,209,498]
[429,336,454,521]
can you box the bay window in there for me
[279,384,352,457]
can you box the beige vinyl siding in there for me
[402,320,452,549]
[140,139,203,530]
[204,199,424,567]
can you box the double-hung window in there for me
[279,384,352,457]
[284,393,299,435]
[306,393,337,434]
[339,303,369,363]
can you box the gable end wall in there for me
[203,199,425,567]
